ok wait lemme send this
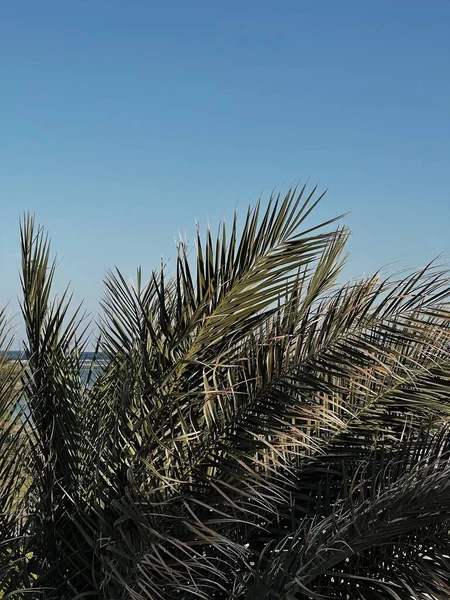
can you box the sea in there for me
[5,351,103,362]
[4,351,105,384]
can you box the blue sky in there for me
[2,0,450,341]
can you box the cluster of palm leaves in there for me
[2,187,450,599]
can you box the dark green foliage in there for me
[1,189,450,599]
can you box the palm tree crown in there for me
[2,187,450,599]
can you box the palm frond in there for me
[245,426,450,599]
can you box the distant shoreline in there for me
[2,351,106,362]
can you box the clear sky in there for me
[2,1,450,341]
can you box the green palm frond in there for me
[245,426,450,599]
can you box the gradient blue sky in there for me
[2,1,450,339]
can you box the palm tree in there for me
[2,187,450,599]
